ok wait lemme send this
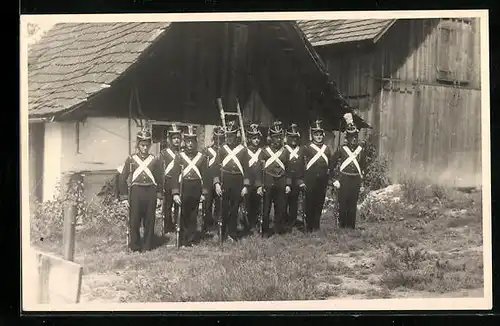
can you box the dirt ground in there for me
[32,185,485,303]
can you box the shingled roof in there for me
[28,22,171,117]
[297,19,396,47]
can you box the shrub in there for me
[30,175,85,242]
[362,134,391,192]
[358,196,403,222]
[30,173,127,245]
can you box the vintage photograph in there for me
[21,11,491,311]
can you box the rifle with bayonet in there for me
[176,163,184,249]
[217,134,224,246]
[259,159,265,237]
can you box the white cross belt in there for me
[222,144,244,175]
[179,152,203,183]
[285,145,299,160]
[340,146,362,176]
[306,143,328,170]
[131,154,157,185]
[248,148,262,167]
[264,147,285,170]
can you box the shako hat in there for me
[136,128,152,142]
[269,120,284,137]
[183,125,197,139]
[213,125,225,138]
[167,124,181,137]
[286,123,300,137]
[247,123,262,137]
[310,119,324,133]
[225,120,239,135]
[345,123,359,136]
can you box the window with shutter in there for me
[436,18,473,85]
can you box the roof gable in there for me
[297,19,396,47]
[28,22,171,117]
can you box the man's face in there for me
[185,138,196,151]
[288,136,298,147]
[271,135,283,147]
[138,141,151,155]
[312,131,324,143]
[250,135,260,147]
[226,133,237,145]
[171,135,181,147]
[347,135,358,146]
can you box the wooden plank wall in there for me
[321,18,482,186]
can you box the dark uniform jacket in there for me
[213,143,251,187]
[258,145,292,188]
[169,150,209,196]
[302,142,334,179]
[330,144,367,180]
[285,144,304,186]
[160,147,180,189]
[118,152,164,201]
[202,144,219,190]
[246,145,263,187]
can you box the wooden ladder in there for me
[216,98,247,146]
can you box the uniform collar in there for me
[184,149,198,157]
[226,142,238,149]
[137,152,150,159]
[312,141,323,146]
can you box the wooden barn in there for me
[28,21,368,202]
[298,18,482,187]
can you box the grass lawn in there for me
[31,182,484,303]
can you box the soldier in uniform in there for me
[119,128,164,252]
[331,122,367,229]
[244,123,264,233]
[201,126,225,235]
[170,125,208,246]
[160,124,182,234]
[256,120,292,236]
[302,120,333,232]
[284,123,306,231]
[213,120,252,242]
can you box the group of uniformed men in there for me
[118,117,367,252]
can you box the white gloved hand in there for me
[173,194,181,205]
[215,183,223,196]
[241,186,248,197]
[333,180,341,189]
[285,186,291,194]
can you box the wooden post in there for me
[63,200,77,262]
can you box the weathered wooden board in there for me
[26,249,83,304]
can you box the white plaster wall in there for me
[61,117,132,172]
[42,122,63,201]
